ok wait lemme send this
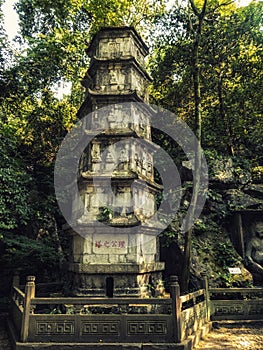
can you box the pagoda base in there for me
[68,262,165,297]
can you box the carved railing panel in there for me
[24,296,174,342]
[210,287,263,320]
[28,314,173,343]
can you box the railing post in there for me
[170,275,182,342]
[21,276,35,342]
[201,273,210,322]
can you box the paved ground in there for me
[0,313,262,349]
[194,321,263,350]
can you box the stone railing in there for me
[209,287,263,320]
[10,285,25,335]
[9,275,210,346]
[180,289,208,340]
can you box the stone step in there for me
[11,343,191,350]
[212,319,263,328]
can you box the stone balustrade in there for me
[210,287,263,320]
[9,275,210,349]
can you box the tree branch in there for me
[189,0,201,17]
[201,0,208,18]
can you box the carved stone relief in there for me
[146,154,153,178]
[109,69,118,85]
[109,41,121,59]
[118,146,129,171]
[91,143,101,162]
[245,221,263,286]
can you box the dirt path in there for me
[194,321,263,350]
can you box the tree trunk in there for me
[181,0,207,293]
[217,74,235,156]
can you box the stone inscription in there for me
[93,233,128,254]
[95,240,126,249]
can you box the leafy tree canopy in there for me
[149,0,263,163]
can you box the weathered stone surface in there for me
[67,27,164,297]
[244,221,263,286]
[83,254,109,264]
[224,189,263,211]
[69,262,164,274]
[244,183,263,199]
[87,28,148,77]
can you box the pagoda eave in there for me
[80,173,163,191]
[81,171,138,180]
[69,262,165,275]
[87,88,146,98]
[84,128,137,137]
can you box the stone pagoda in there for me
[67,27,164,297]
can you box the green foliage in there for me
[251,165,263,182]
[0,134,33,230]
[0,232,61,276]
[192,226,248,287]
[85,0,165,36]
[150,1,263,163]
[204,150,252,186]
[97,207,113,222]
[160,225,179,247]
[214,241,239,269]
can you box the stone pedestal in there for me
[69,260,164,297]
[66,222,164,297]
